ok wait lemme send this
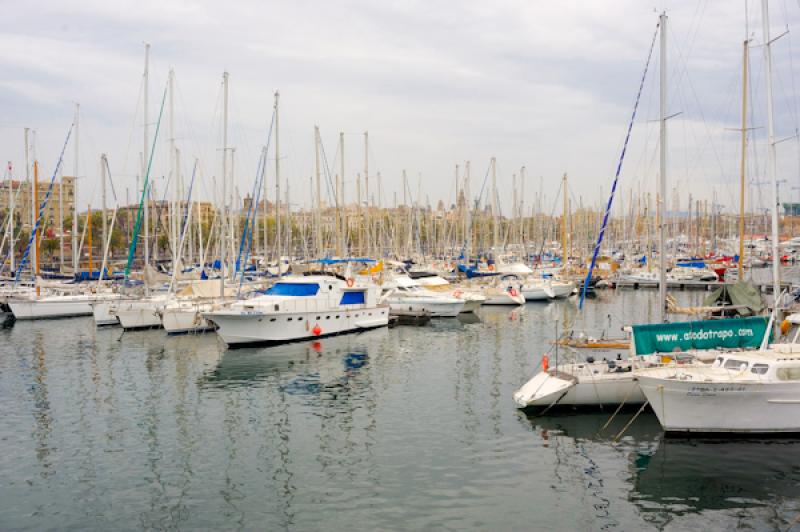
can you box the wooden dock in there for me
[611,279,793,293]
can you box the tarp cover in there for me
[704,281,764,317]
[632,316,771,355]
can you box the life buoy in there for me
[542,354,549,372]
[312,323,322,336]
[509,287,519,297]
[346,278,355,287]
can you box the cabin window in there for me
[270,318,276,322]
[340,291,366,305]
[336,315,340,319]
[776,367,800,381]
[287,317,293,321]
[316,316,321,320]
[265,283,319,296]
[750,363,769,375]
[723,359,747,370]
[298,317,303,321]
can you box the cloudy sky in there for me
[2,0,800,217]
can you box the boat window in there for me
[340,291,366,305]
[723,359,747,370]
[265,283,319,296]
[712,357,724,368]
[316,316,321,320]
[776,367,800,381]
[750,363,769,375]
[287,317,293,321]
[270,318,276,322]
[326,316,330,319]
[336,315,340,319]
[298,317,303,321]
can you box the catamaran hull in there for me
[638,375,800,433]
[204,307,390,347]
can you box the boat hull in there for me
[161,306,215,334]
[9,298,93,319]
[115,301,164,330]
[514,364,646,408]
[638,374,800,433]
[388,299,464,318]
[205,307,390,346]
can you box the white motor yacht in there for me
[384,275,465,317]
[203,273,389,347]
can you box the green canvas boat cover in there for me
[704,281,764,317]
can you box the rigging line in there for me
[104,156,119,204]
[124,80,169,279]
[317,137,338,208]
[14,123,74,282]
[579,21,659,311]
[120,74,145,186]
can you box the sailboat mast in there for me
[72,103,80,273]
[8,161,14,272]
[314,126,322,257]
[169,69,178,276]
[143,43,150,288]
[26,128,33,277]
[364,131,370,256]
[220,71,229,297]
[34,160,40,294]
[562,173,568,266]
[491,156,498,252]
[101,154,108,258]
[739,39,748,279]
[658,12,668,322]
[274,91,281,268]
[761,0,781,300]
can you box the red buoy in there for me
[312,324,322,336]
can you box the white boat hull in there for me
[91,300,123,326]
[161,305,215,334]
[513,363,645,407]
[115,300,164,330]
[388,299,464,318]
[10,297,94,319]
[638,374,800,433]
[205,307,390,346]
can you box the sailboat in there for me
[634,0,800,434]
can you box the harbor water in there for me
[1,289,799,530]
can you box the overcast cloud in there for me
[2,0,800,217]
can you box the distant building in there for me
[0,176,75,230]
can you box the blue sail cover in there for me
[265,283,319,296]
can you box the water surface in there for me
[1,288,799,530]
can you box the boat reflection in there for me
[632,437,800,513]
[519,408,663,443]
[521,407,800,520]
[201,334,375,410]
